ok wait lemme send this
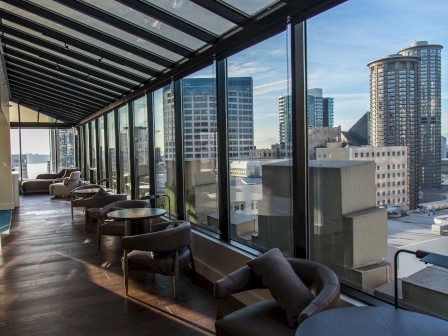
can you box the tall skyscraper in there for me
[322,97,334,127]
[163,77,254,160]
[278,95,291,144]
[306,88,334,127]
[368,41,443,209]
[368,54,420,209]
[398,41,443,188]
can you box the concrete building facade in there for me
[316,143,408,208]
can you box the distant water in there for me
[26,163,49,179]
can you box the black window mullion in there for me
[114,109,121,194]
[174,80,184,219]
[147,93,156,198]
[291,22,309,259]
[95,118,101,184]
[104,115,110,188]
[216,59,230,242]
[128,101,136,200]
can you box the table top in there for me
[107,207,166,220]
[296,306,448,336]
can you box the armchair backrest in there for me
[65,171,81,189]
[84,194,128,209]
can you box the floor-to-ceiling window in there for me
[133,96,149,198]
[90,120,97,184]
[98,116,106,183]
[155,86,176,218]
[182,65,220,232]
[227,30,293,254]
[15,129,51,179]
[84,123,90,182]
[107,111,117,192]
[307,0,448,315]
[118,105,130,196]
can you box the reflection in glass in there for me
[133,96,150,198]
[181,65,219,231]
[227,31,293,254]
[154,87,176,218]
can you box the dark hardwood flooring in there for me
[0,194,216,336]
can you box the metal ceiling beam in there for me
[10,86,93,115]
[114,0,217,43]
[5,50,126,95]
[7,61,113,105]
[5,38,137,89]
[189,0,248,25]
[8,69,114,103]
[53,0,204,52]
[80,0,344,124]
[0,1,176,68]
[0,9,159,75]
[9,78,104,109]
[10,96,79,123]
[0,23,147,83]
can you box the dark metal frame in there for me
[216,59,230,242]
[128,101,136,200]
[174,80,185,219]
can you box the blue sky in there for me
[214,0,448,148]
[307,0,448,134]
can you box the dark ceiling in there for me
[0,0,342,126]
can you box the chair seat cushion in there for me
[127,246,191,275]
[100,220,125,235]
[215,300,295,336]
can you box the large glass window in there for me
[307,0,448,316]
[118,105,130,196]
[227,31,293,254]
[182,65,219,232]
[12,129,51,179]
[98,116,106,183]
[90,120,97,184]
[107,111,117,192]
[155,86,176,218]
[133,96,150,198]
[84,123,90,181]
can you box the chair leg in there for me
[122,251,129,295]
[71,204,74,220]
[98,233,101,251]
[189,247,196,284]
[173,250,179,300]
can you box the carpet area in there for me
[0,210,12,234]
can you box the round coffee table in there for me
[107,207,166,235]
[296,306,448,336]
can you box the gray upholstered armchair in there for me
[72,191,127,230]
[49,171,81,197]
[214,258,340,336]
[97,199,150,251]
[121,220,195,299]
[70,184,102,219]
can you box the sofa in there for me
[21,168,79,194]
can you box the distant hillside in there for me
[26,154,50,164]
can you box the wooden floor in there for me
[0,194,216,336]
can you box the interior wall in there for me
[0,55,14,210]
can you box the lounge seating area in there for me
[20,168,79,194]
[3,1,448,335]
